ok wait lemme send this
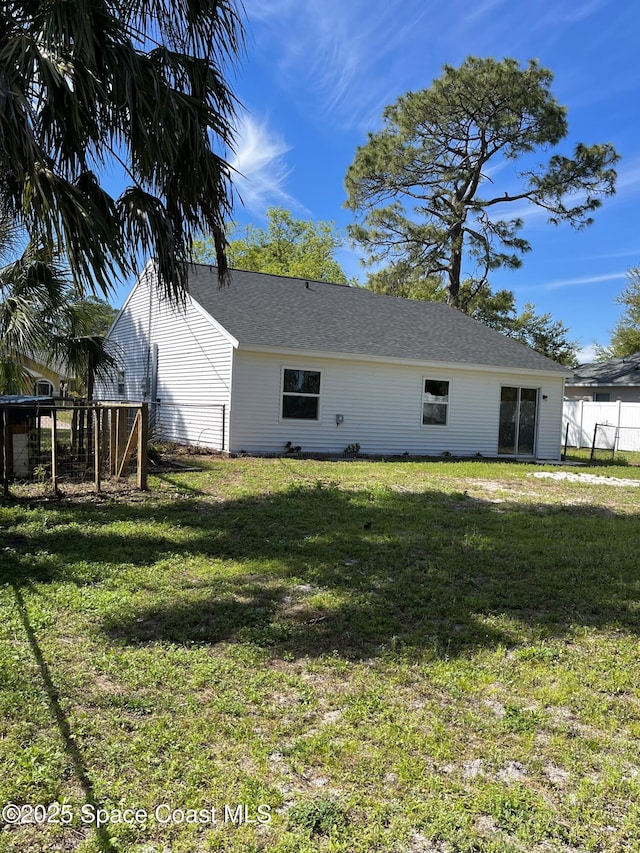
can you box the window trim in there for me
[421,377,450,427]
[280,366,322,422]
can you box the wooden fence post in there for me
[117,410,140,479]
[138,403,148,490]
[101,407,109,470]
[51,408,58,492]
[109,407,117,475]
[93,408,101,492]
[2,409,9,498]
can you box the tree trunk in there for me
[86,358,95,469]
[447,224,463,308]
[447,213,464,308]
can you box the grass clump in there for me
[288,798,349,837]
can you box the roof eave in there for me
[236,343,570,377]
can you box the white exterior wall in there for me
[229,350,565,459]
[96,266,233,450]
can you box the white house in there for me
[564,353,640,403]
[98,262,570,460]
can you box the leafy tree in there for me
[193,207,350,282]
[0,0,244,301]
[596,268,640,359]
[502,302,577,366]
[345,57,619,308]
[68,295,118,338]
[366,262,578,366]
[365,262,443,301]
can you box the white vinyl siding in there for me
[564,385,640,403]
[96,265,233,450]
[230,350,565,459]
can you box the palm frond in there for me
[0,0,245,299]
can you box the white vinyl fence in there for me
[563,400,640,452]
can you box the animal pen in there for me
[0,399,148,497]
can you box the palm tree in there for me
[0,0,244,302]
[1,216,118,397]
[51,325,119,403]
[0,218,70,394]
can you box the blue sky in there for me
[109,1,640,362]
[219,0,640,362]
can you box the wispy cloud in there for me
[245,0,439,128]
[229,114,302,216]
[542,272,627,291]
[614,159,640,196]
[585,249,640,262]
[244,0,625,137]
[536,0,608,26]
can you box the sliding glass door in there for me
[498,387,538,456]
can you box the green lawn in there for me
[1,457,640,853]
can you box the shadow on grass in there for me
[11,583,118,852]
[2,480,639,659]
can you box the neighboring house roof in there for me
[568,353,640,387]
[185,265,568,374]
[20,351,72,379]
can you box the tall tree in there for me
[596,268,640,359]
[366,262,578,366]
[193,207,351,282]
[0,0,244,301]
[345,57,619,308]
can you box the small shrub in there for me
[32,464,48,484]
[288,798,349,837]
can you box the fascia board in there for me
[106,259,156,339]
[236,343,571,379]
[187,295,239,348]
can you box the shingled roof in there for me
[185,265,568,374]
[568,353,640,386]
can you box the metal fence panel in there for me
[152,402,226,450]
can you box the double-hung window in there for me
[422,379,449,425]
[282,368,321,420]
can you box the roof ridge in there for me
[188,262,352,289]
